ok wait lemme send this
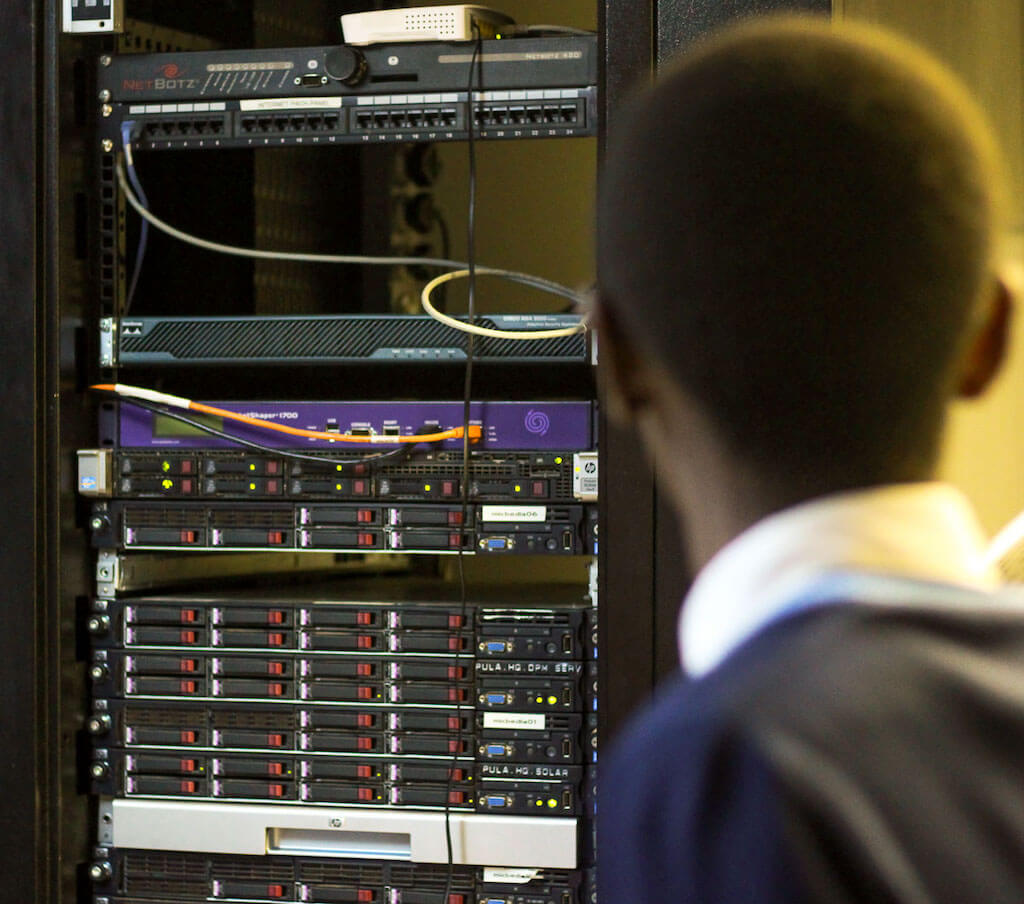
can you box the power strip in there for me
[340,4,514,45]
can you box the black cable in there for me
[116,398,420,472]
[436,214,452,312]
[444,22,484,901]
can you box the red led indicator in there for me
[357,635,374,649]
[357,662,373,677]
[268,633,285,646]
[357,765,373,778]
[267,531,285,545]
[267,733,285,747]
[180,530,197,543]
[268,762,283,776]
[269,784,285,798]
[267,661,285,676]
[357,611,373,625]
[268,611,285,625]
[181,780,197,793]
[180,730,197,744]
[180,631,197,644]
[357,713,374,728]
[357,737,374,750]
[180,659,197,673]
[358,787,374,801]
[268,682,284,696]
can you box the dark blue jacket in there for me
[599,577,1024,903]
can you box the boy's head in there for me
[597,17,1010,499]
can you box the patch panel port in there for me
[526,105,544,124]
[423,109,440,127]
[209,119,224,134]
[355,111,373,130]
[509,106,526,124]
[159,120,177,136]
[240,116,257,134]
[290,115,306,131]
[543,106,560,124]
[406,110,423,127]
[322,113,340,130]
[191,120,208,134]
[474,107,489,127]
[273,116,290,132]
[560,104,579,124]
[142,121,162,138]
[390,111,408,128]
[440,108,457,127]
[306,113,324,131]
[257,116,274,132]
[373,111,390,129]
[491,106,509,125]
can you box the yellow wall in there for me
[840,0,1024,535]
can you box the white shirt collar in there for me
[680,482,1001,678]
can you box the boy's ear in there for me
[957,276,1013,398]
[592,298,654,424]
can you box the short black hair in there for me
[598,17,1004,489]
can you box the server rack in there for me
[0,1,830,902]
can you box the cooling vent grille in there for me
[119,317,586,362]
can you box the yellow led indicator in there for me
[161,479,173,490]
[547,695,557,705]
[336,465,343,472]
[514,484,522,493]
[336,484,343,491]
[249,463,256,471]
[555,456,563,464]
[249,482,257,491]
[535,696,544,704]
[424,484,432,492]
[535,799,543,807]
[547,798,558,808]
[161,460,171,472]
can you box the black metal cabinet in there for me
[2,2,828,901]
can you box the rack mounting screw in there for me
[99,89,111,103]
[101,139,114,152]
[100,55,112,67]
